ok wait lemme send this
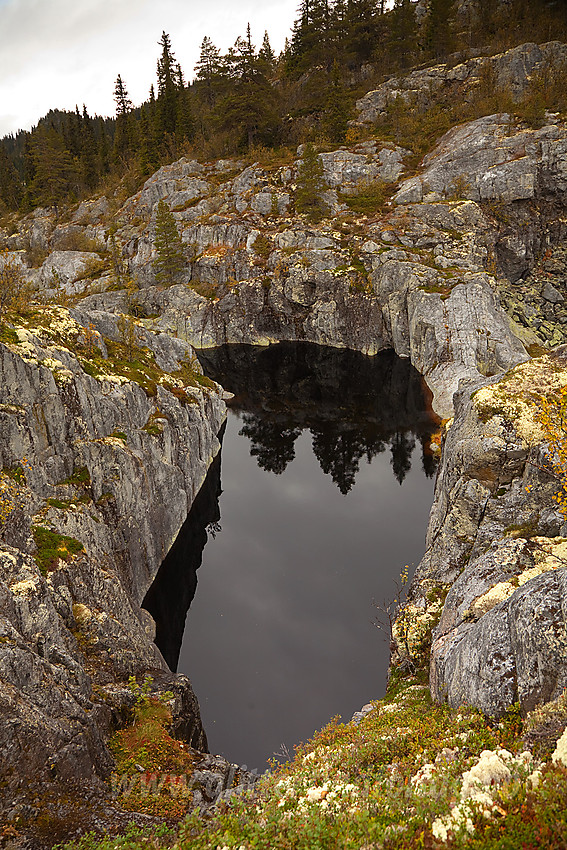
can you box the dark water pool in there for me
[144,344,438,770]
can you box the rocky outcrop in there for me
[392,112,567,206]
[2,42,567,826]
[0,306,227,821]
[399,351,567,717]
[16,47,567,416]
[355,41,567,125]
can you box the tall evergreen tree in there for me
[0,147,23,210]
[295,143,326,221]
[194,36,223,105]
[156,31,180,137]
[322,60,348,142]
[342,0,378,64]
[389,0,418,69]
[30,127,77,215]
[216,28,280,149]
[259,31,275,67]
[139,107,159,176]
[113,75,133,163]
[153,200,186,286]
[80,105,98,190]
[425,0,455,59]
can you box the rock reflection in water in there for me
[142,447,222,673]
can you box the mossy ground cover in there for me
[31,525,84,574]
[58,668,567,850]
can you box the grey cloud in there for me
[0,0,296,135]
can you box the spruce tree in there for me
[259,31,275,67]
[194,36,223,105]
[295,143,326,221]
[0,147,23,211]
[30,127,77,215]
[322,60,348,142]
[389,0,418,69]
[113,75,133,163]
[153,200,186,286]
[425,0,455,60]
[156,32,180,138]
[139,106,160,176]
[216,29,280,149]
[80,105,98,190]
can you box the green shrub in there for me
[341,179,393,215]
[32,525,84,574]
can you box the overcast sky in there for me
[0,0,299,137]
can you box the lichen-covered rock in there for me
[0,306,226,814]
[355,41,567,125]
[398,350,567,716]
[430,567,567,716]
[393,114,567,205]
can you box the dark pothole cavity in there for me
[143,343,438,769]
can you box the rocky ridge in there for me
[9,50,567,416]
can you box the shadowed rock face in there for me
[0,309,225,823]
[197,343,437,432]
[143,448,222,673]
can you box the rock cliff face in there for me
[403,352,567,718]
[0,306,226,822]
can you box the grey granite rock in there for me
[431,569,567,717]
[0,309,226,806]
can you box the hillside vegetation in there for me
[1,0,567,219]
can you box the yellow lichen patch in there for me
[470,581,516,617]
[472,356,567,444]
[531,536,567,572]
[470,536,567,618]
[392,598,444,660]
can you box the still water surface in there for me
[144,344,438,770]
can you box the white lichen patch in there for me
[10,578,40,596]
[72,603,94,626]
[431,748,533,842]
[99,374,130,385]
[40,356,73,382]
[472,356,567,444]
[0,550,18,567]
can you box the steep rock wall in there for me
[400,352,567,717]
[0,306,226,810]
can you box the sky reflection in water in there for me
[146,344,438,770]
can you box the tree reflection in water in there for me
[198,343,440,494]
